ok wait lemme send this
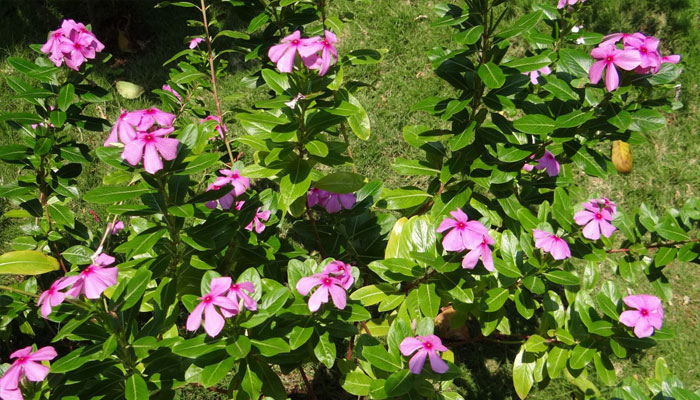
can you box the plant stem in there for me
[0,285,39,298]
[306,206,327,259]
[199,0,236,166]
[298,366,318,400]
[608,238,700,254]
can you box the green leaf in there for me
[125,374,149,400]
[121,267,152,310]
[176,153,220,175]
[544,270,579,286]
[553,187,573,231]
[62,245,93,265]
[0,112,43,125]
[171,70,206,85]
[342,371,372,396]
[543,77,579,101]
[478,62,506,89]
[656,213,689,241]
[350,285,391,306]
[116,81,145,99]
[362,344,402,372]
[593,353,616,386]
[569,342,596,369]
[57,83,75,111]
[514,114,556,135]
[305,140,329,157]
[314,331,336,368]
[513,347,536,399]
[241,361,262,398]
[260,69,289,94]
[279,158,311,211]
[503,54,551,73]
[226,336,251,359]
[0,250,59,275]
[418,283,440,318]
[339,91,371,140]
[546,346,569,378]
[202,356,236,387]
[392,158,440,176]
[48,203,75,228]
[456,25,484,45]
[84,185,156,204]
[250,337,290,357]
[483,287,509,312]
[314,172,365,194]
[289,325,314,350]
[247,13,269,33]
[380,188,431,210]
[384,370,417,397]
[556,110,594,128]
[498,11,543,39]
[525,335,548,353]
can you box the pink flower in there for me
[307,188,328,208]
[322,260,354,290]
[200,115,227,139]
[186,277,238,337]
[162,84,182,102]
[533,230,571,260]
[589,45,642,91]
[589,197,617,214]
[205,170,251,210]
[130,108,176,131]
[461,234,495,271]
[399,335,449,374]
[41,29,69,67]
[36,276,79,318]
[227,282,257,312]
[323,193,356,213]
[245,208,271,233]
[436,209,489,252]
[296,273,347,312]
[574,200,617,240]
[304,30,339,76]
[527,66,551,85]
[109,220,125,235]
[122,127,179,174]
[619,294,664,338]
[40,20,104,70]
[557,0,585,9]
[65,253,118,299]
[267,31,320,73]
[523,150,560,177]
[104,110,138,146]
[0,346,57,397]
[189,37,204,49]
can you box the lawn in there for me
[0,0,699,398]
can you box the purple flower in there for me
[162,84,182,102]
[296,273,347,312]
[574,200,617,240]
[322,260,354,290]
[227,282,257,312]
[619,294,664,338]
[65,253,118,299]
[245,208,271,233]
[109,220,125,235]
[461,234,495,271]
[186,277,238,337]
[307,188,356,213]
[436,209,489,252]
[399,335,449,374]
[189,37,204,49]
[122,127,179,174]
[527,66,551,85]
[36,276,79,318]
[200,115,227,139]
[307,188,328,208]
[533,230,571,260]
[589,45,642,91]
[267,31,321,73]
[0,346,57,397]
[523,150,560,177]
[205,170,251,210]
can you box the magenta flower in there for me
[65,253,118,299]
[130,108,176,131]
[589,197,617,214]
[189,37,204,49]
[200,115,227,139]
[619,294,664,338]
[323,193,356,213]
[533,230,571,260]
[162,84,182,102]
[0,346,57,397]
[322,260,354,290]
[104,110,138,146]
[227,282,257,312]
[589,45,641,91]
[186,277,238,337]
[59,33,96,71]
[304,30,339,76]
[122,127,179,174]
[523,150,560,177]
[461,234,495,271]
[527,66,551,85]
[41,29,69,67]
[574,200,617,240]
[41,20,103,70]
[399,335,449,374]
[436,209,489,252]
[245,208,271,233]
[296,273,347,312]
[557,0,585,9]
[267,30,320,73]
[307,188,328,208]
[36,276,79,318]
[109,220,125,235]
[205,169,251,210]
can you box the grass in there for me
[1,0,699,398]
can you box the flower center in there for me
[641,47,647,54]
[292,39,300,45]
[17,357,26,363]
[606,56,613,62]
[323,278,332,285]
[82,266,94,276]
[144,134,154,141]
[74,42,82,50]
[457,222,466,229]
[424,342,433,350]
[323,40,330,46]
[594,212,603,220]
[640,308,649,316]
[203,295,213,303]
[231,284,239,291]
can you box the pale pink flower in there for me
[227,282,257,312]
[0,346,56,396]
[65,253,118,299]
[36,276,79,318]
[619,294,664,338]
[400,335,449,374]
[162,84,182,102]
[296,273,347,312]
[200,115,227,139]
[267,31,320,73]
[589,45,642,91]
[322,260,354,290]
[533,230,571,260]
[574,200,617,240]
[109,220,125,235]
[436,209,489,252]
[245,208,271,233]
[104,110,138,146]
[41,29,69,67]
[304,30,339,76]
[122,127,179,174]
[130,108,176,131]
[186,277,237,337]
[189,37,204,49]
[600,32,638,48]
[589,197,617,214]
[527,66,551,85]
[461,234,495,271]
[205,170,251,210]
[557,0,585,9]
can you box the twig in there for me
[298,366,318,400]
[360,321,372,336]
[608,238,700,254]
[305,206,327,259]
[346,334,354,360]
